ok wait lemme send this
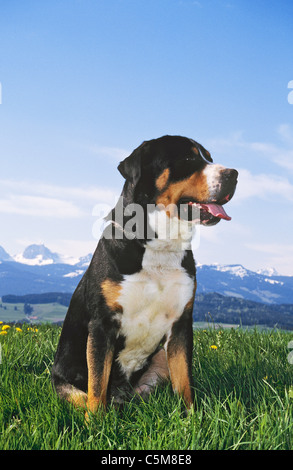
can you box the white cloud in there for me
[205,126,293,204]
[245,242,293,276]
[0,194,82,218]
[246,242,293,255]
[277,124,293,145]
[207,125,293,174]
[49,239,97,258]
[0,179,120,218]
[235,169,293,203]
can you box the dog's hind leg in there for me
[54,382,88,409]
[134,348,170,398]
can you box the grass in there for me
[0,323,293,450]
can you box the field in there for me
[0,301,67,323]
[0,323,293,450]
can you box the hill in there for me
[1,244,293,305]
[196,264,293,304]
[1,244,293,329]
[194,293,293,330]
[2,291,293,329]
[2,292,72,306]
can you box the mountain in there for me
[196,264,293,305]
[13,243,81,266]
[0,244,293,305]
[0,244,91,296]
[13,244,63,265]
[0,246,14,262]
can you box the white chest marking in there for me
[116,240,194,378]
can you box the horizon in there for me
[0,241,288,277]
[1,1,293,274]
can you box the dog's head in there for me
[118,135,238,226]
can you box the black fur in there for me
[51,135,238,411]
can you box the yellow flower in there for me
[0,330,7,335]
[0,321,3,324]
[15,327,22,332]
[210,344,218,350]
[1,325,11,330]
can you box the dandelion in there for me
[0,330,7,335]
[0,321,3,324]
[1,325,10,331]
[15,327,22,332]
[210,344,218,350]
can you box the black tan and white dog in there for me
[51,135,238,415]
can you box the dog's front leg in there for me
[86,327,114,415]
[166,306,194,410]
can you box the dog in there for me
[51,135,238,415]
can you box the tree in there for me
[24,303,33,315]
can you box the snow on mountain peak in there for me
[13,244,62,266]
[256,267,279,277]
[213,264,249,278]
[11,244,91,266]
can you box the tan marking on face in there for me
[192,146,199,154]
[155,168,170,190]
[205,149,211,158]
[101,279,123,312]
[156,171,210,211]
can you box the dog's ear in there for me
[118,141,149,186]
[118,151,141,186]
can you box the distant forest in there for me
[2,291,293,330]
[194,293,293,330]
[2,292,72,306]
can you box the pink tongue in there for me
[200,203,231,221]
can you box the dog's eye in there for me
[184,156,194,162]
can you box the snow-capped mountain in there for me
[256,267,280,277]
[0,244,293,304]
[13,244,81,266]
[0,244,91,296]
[13,244,63,266]
[196,264,292,304]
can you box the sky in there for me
[0,0,293,274]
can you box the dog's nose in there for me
[222,168,238,183]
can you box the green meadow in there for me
[0,323,293,450]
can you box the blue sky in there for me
[1,0,293,274]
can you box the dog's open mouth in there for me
[177,196,232,225]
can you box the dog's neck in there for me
[105,182,196,251]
